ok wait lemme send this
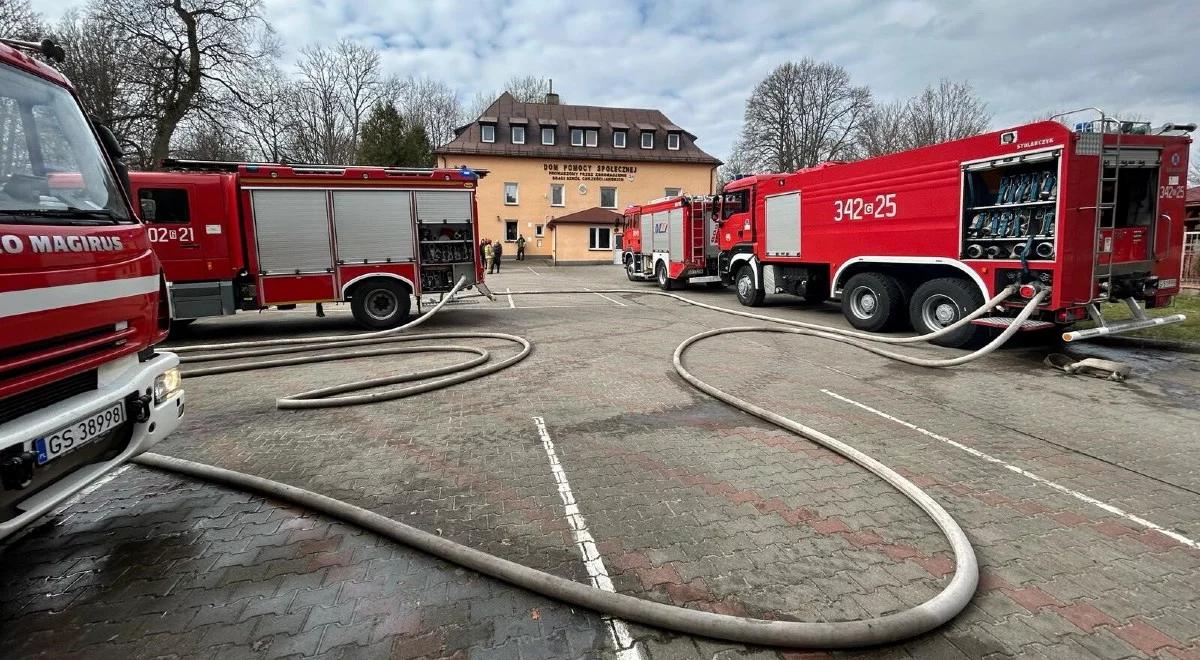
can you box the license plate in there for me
[34,402,126,465]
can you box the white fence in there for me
[1185,231,1200,288]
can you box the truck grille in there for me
[0,370,98,427]
[0,324,135,383]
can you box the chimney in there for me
[544,78,559,105]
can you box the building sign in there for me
[544,162,637,183]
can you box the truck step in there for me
[970,317,1056,331]
[688,276,722,284]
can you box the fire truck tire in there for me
[350,280,412,329]
[841,272,904,332]
[625,262,638,281]
[656,262,678,291]
[734,265,764,306]
[908,278,984,348]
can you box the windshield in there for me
[0,63,130,223]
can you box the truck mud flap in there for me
[475,281,497,301]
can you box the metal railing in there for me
[1184,231,1200,288]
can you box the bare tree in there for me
[903,79,990,147]
[229,63,296,162]
[93,0,271,168]
[397,75,462,148]
[173,117,246,161]
[502,74,549,102]
[857,80,990,158]
[731,59,871,172]
[855,100,910,159]
[289,39,396,163]
[0,0,43,39]
[465,74,549,119]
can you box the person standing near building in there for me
[516,234,526,261]
[483,239,494,274]
[491,239,503,273]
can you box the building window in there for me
[570,128,584,146]
[600,186,617,209]
[640,131,654,149]
[534,223,545,237]
[481,124,495,143]
[511,125,525,144]
[505,220,518,241]
[667,133,680,150]
[613,130,626,148]
[137,188,189,223]
[664,187,681,197]
[541,127,555,145]
[504,182,519,205]
[589,226,612,250]
[550,183,565,207]
[585,129,598,147]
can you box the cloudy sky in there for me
[31,0,1200,161]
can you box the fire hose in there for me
[133,280,1047,648]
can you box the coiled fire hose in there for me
[133,280,1047,648]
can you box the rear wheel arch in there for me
[833,259,988,304]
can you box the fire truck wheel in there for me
[656,262,677,291]
[841,272,904,332]
[625,261,638,281]
[734,266,764,306]
[908,277,984,348]
[350,280,412,329]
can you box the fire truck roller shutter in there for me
[252,190,334,273]
[414,190,472,224]
[765,191,801,257]
[651,211,669,253]
[333,191,414,263]
[640,212,653,256]
[668,207,684,262]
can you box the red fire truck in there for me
[0,38,184,539]
[621,195,723,289]
[625,117,1191,346]
[129,160,492,329]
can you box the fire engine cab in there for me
[130,160,492,329]
[625,116,1191,346]
[0,37,183,539]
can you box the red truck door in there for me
[136,179,233,283]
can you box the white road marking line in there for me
[587,289,627,307]
[506,288,516,309]
[532,416,644,660]
[526,266,544,277]
[821,389,1200,550]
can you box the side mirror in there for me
[90,117,131,200]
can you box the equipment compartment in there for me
[960,151,1059,261]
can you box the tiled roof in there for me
[437,92,721,165]
[1187,186,1200,205]
[546,206,624,226]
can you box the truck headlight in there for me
[154,368,183,403]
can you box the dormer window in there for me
[571,128,584,146]
[511,126,525,144]
[667,132,680,150]
[481,124,495,143]
[542,127,555,145]
[585,129,598,147]
[641,131,654,149]
[613,130,627,148]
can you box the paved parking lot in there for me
[3,264,1199,659]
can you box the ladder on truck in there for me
[689,199,707,263]
[687,197,723,283]
[1050,108,1186,341]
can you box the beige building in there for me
[436,91,720,263]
